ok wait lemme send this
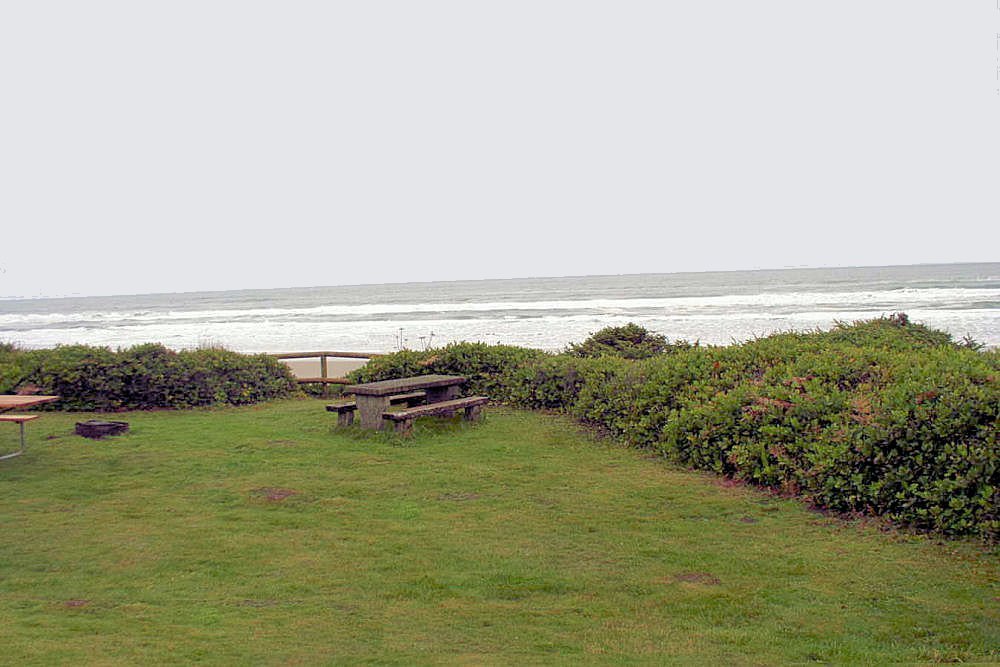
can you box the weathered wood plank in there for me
[346,375,466,397]
[273,352,381,360]
[383,396,488,421]
[382,396,489,436]
[0,395,60,410]
[325,401,357,426]
[296,377,351,384]
[325,391,426,413]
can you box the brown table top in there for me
[345,375,466,397]
[0,395,60,411]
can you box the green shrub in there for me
[13,345,127,411]
[347,349,432,384]
[566,323,693,359]
[348,343,548,400]
[378,317,996,540]
[0,344,297,411]
[0,343,27,394]
[346,319,997,538]
[824,313,956,349]
[622,333,998,540]
[175,347,298,407]
[501,356,597,410]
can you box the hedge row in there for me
[349,343,549,398]
[0,343,297,411]
[347,319,999,540]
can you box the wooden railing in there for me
[272,351,382,397]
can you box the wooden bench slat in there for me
[345,375,465,397]
[297,377,351,384]
[383,396,489,421]
[326,391,426,412]
[0,415,40,423]
[382,396,489,436]
[390,391,428,404]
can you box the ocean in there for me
[0,263,997,354]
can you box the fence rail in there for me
[273,351,383,396]
[273,351,378,360]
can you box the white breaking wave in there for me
[0,287,995,328]
[2,265,997,351]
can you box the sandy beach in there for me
[280,357,369,380]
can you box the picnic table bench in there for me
[326,390,427,426]
[382,395,488,436]
[340,375,488,434]
[0,395,59,461]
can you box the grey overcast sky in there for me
[1,1,997,298]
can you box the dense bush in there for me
[652,346,986,492]
[574,321,998,540]
[347,342,548,400]
[357,317,998,540]
[566,322,694,359]
[0,343,297,411]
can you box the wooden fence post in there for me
[320,354,329,398]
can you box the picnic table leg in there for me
[464,404,484,422]
[425,385,460,416]
[0,421,26,461]
[425,386,459,403]
[393,417,414,437]
[355,395,391,430]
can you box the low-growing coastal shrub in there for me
[357,317,998,540]
[566,322,695,359]
[646,344,998,538]
[0,343,297,410]
[348,342,549,400]
[501,356,603,410]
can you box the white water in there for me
[1,263,996,352]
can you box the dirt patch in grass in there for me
[670,572,721,585]
[63,599,90,608]
[238,599,280,608]
[251,488,299,502]
[436,492,481,502]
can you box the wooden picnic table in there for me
[0,395,60,413]
[344,375,466,429]
[0,395,59,460]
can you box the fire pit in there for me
[75,420,129,439]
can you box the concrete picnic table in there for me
[344,375,466,429]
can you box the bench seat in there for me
[382,396,488,436]
[0,414,40,461]
[326,391,426,426]
[0,415,39,423]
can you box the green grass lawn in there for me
[1,399,997,665]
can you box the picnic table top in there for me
[344,375,466,397]
[0,395,60,412]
